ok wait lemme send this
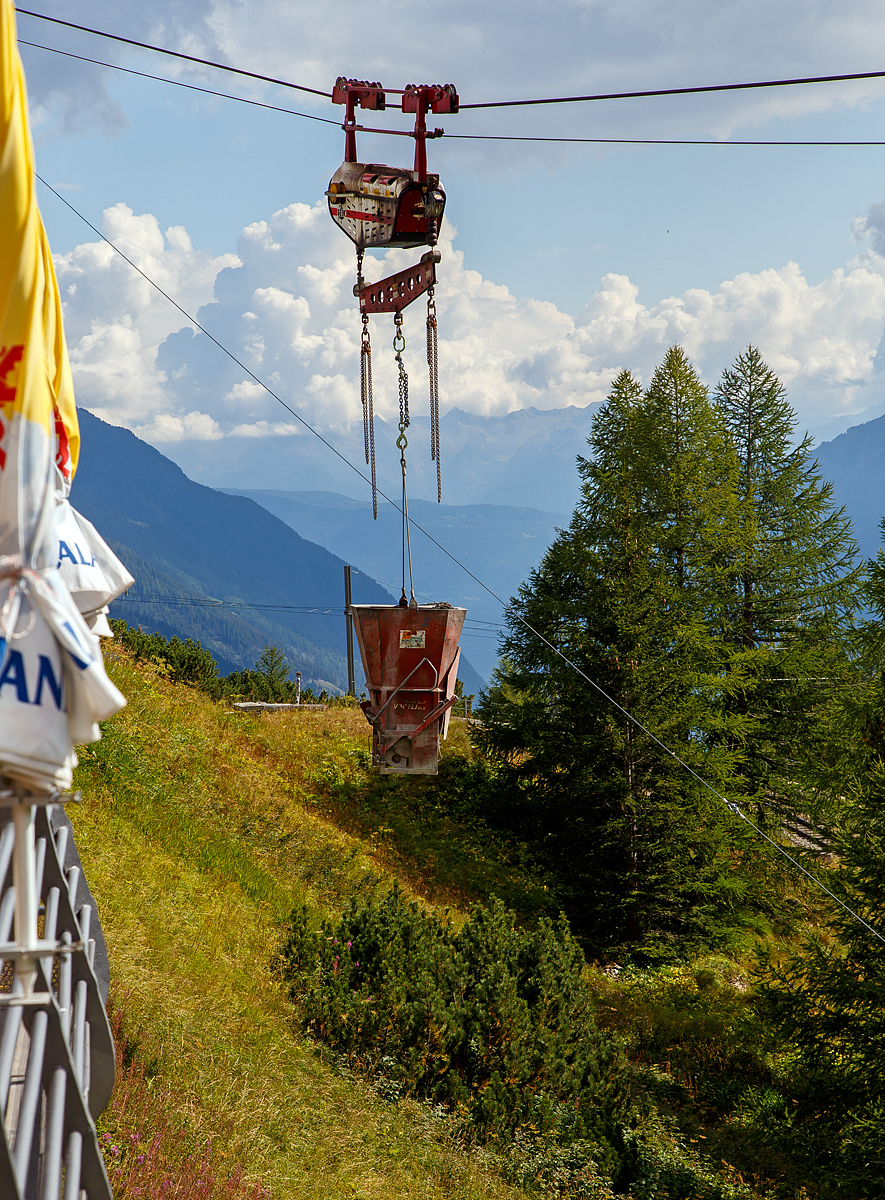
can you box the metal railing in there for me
[0,791,115,1199]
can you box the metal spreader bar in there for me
[356,251,439,315]
[0,787,115,1200]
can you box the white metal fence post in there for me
[11,804,38,997]
[0,793,116,1199]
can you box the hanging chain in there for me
[426,287,441,502]
[357,248,377,518]
[392,312,416,606]
[393,311,409,439]
[360,313,377,519]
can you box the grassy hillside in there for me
[69,645,830,1200]
[71,644,525,1199]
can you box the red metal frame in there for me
[332,78,386,163]
[332,77,459,182]
[357,250,440,315]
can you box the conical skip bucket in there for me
[351,603,466,774]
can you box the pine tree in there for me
[255,643,291,700]
[713,346,862,827]
[478,350,761,959]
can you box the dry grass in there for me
[71,649,525,1200]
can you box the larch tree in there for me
[477,349,763,959]
[761,541,885,1197]
[713,346,862,830]
[256,643,291,700]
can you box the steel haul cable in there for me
[15,38,885,147]
[16,8,331,96]
[17,35,885,146]
[37,177,885,950]
[17,39,339,124]
[114,591,503,634]
[18,8,885,109]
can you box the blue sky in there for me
[16,0,885,449]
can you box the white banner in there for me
[55,496,134,615]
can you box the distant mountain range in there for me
[156,405,601,515]
[814,415,885,559]
[71,395,885,698]
[71,411,484,696]
[808,400,885,446]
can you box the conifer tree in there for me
[256,642,291,700]
[762,544,885,1195]
[713,346,862,824]
[478,350,761,958]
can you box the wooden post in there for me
[345,565,356,697]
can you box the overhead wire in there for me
[19,41,885,146]
[39,179,885,947]
[116,585,503,632]
[459,68,885,109]
[16,8,331,97]
[115,593,344,614]
[18,39,339,125]
[18,8,885,113]
[112,599,489,635]
[447,133,885,146]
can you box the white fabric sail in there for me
[0,575,74,790]
[55,493,134,616]
[0,561,126,788]
[0,0,129,793]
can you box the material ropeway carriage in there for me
[327,76,467,775]
[327,79,456,254]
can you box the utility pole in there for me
[344,564,356,696]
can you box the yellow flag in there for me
[0,0,79,566]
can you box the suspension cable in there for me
[18,35,885,147]
[17,39,339,124]
[18,10,885,115]
[39,176,885,947]
[445,132,885,146]
[16,9,330,96]
[460,67,885,109]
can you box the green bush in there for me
[279,888,759,1196]
[110,622,222,692]
[280,888,629,1177]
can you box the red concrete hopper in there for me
[351,603,466,774]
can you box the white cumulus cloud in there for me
[55,203,239,426]
[140,410,224,441]
[57,191,885,446]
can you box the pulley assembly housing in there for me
[327,163,446,250]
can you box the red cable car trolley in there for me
[328,76,467,775]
